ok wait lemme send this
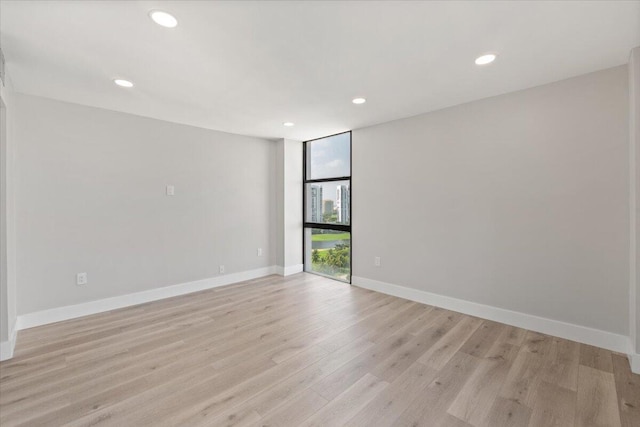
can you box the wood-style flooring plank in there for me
[300,373,388,427]
[447,347,517,424]
[346,361,438,427]
[458,320,505,358]
[418,316,483,370]
[259,388,328,427]
[611,354,640,427]
[480,395,532,427]
[580,343,614,373]
[0,273,638,427]
[527,380,575,427]
[576,364,622,427]
[393,351,482,427]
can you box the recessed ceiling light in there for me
[114,79,134,88]
[475,54,497,65]
[150,10,178,28]
[283,122,295,127]
[352,97,366,104]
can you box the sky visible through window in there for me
[308,132,350,201]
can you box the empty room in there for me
[1,1,639,426]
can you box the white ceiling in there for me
[1,1,639,141]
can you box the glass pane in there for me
[305,181,350,225]
[306,132,351,180]
[304,228,350,282]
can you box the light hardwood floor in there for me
[1,273,639,427]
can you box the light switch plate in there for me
[77,272,88,285]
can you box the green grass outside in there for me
[311,233,351,242]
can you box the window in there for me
[303,132,351,282]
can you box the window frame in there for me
[302,131,352,283]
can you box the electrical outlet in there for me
[77,272,88,286]
[257,248,263,256]
[219,265,225,274]
[374,256,381,267]
[166,185,175,196]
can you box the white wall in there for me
[353,66,629,336]
[275,139,303,274]
[0,67,18,360]
[630,47,640,366]
[14,94,276,316]
[1,91,7,343]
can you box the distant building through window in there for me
[310,185,323,222]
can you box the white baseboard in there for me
[629,353,640,374]
[276,264,304,276]
[352,276,631,355]
[0,327,17,361]
[16,266,278,331]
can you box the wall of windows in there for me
[303,132,351,282]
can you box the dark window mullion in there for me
[303,223,351,232]
[304,176,351,184]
